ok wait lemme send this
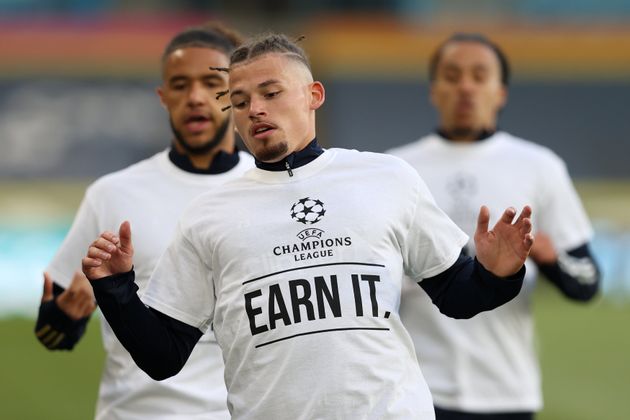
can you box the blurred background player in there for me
[388,33,600,420]
[33,22,253,420]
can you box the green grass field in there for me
[1,284,628,419]
[0,316,104,419]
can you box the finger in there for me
[76,299,93,317]
[69,271,91,291]
[74,286,94,303]
[100,230,120,246]
[520,218,532,235]
[88,245,112,261]
[118,221,133,253]
[476,205,490,234]
[514,205,532,226]
[499,206,517,225]
[41,272,54,303]
[84,299,97,315]
[524,233,535,250]
[91,237,117,253]
[82,256,102,269]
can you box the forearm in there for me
[34,283,90,350]
[419,253,525,319]
[89,270,202,380]
[538,243,600,302]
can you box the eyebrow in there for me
[230,79,281,98]
[168,73,225,84]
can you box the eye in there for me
[171,83,186,90]
[233,100,248,110]
[442,70,460,84]
[264,91,280,99]
[473,71,488,83]
[205,80,223,89]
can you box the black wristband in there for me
[34,299,90,350]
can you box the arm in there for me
[530,232,600,301]
[34,272,96,350]
[420,252,524,319]
[89,269,202,380]
[82,221,201,380]
[419,206,533,318]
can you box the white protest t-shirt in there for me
[142,148,469,420]
[47,149,253,420]
[388,131,593,412]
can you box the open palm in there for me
[475,205,534,277]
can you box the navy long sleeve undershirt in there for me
[90,253,524,380]
[536,243,600,302]
[90,271,202,380]
[420,253,525,319]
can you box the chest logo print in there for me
[290,197,326,225]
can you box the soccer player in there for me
[34,22,253,419]
[81,33,535,419]
[388,33,600,420]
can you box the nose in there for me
[187,82,206,107]
[457,75,476,94]
[248,96,266,119]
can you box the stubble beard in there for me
[254,140,289,163]
[170,117,230,155]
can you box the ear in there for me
[497,85,508,110]
[429,83,438,108]
[309,81,326,110]
[156,86,167,109]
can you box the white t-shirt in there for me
[47,149,254,420]
[142,148,469,420]
[388,131,593,413]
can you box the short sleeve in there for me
[141,222,216,332]
[46,192,100,289]
[537,155,593,251]
[402,177,469,281]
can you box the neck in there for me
[172,136,234,170]
[437,127,497,142]
[255,138,323,172]
[169,143,240,174]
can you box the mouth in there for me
[250,122,277,139]
[184,114,212,133]
[455,100,474,114]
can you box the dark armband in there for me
[537,243,600,302]
[34,284,91,351]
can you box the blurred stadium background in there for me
[1,1,629,419]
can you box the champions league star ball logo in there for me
[290,197,326,225]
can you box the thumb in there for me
[118,221,133,252]
[476,205,490,235]
[41,272,54,303]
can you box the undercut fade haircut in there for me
[429,33,511,87]
[229,33,310,70]
[161,21,244,68]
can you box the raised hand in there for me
[528,231,558,265]
[474,205,534,277]
[82,221,134,280]
[42,271,96,320]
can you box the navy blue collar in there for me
[168,145,240,174]
[436,128,496,142]
[255,139,323,173]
